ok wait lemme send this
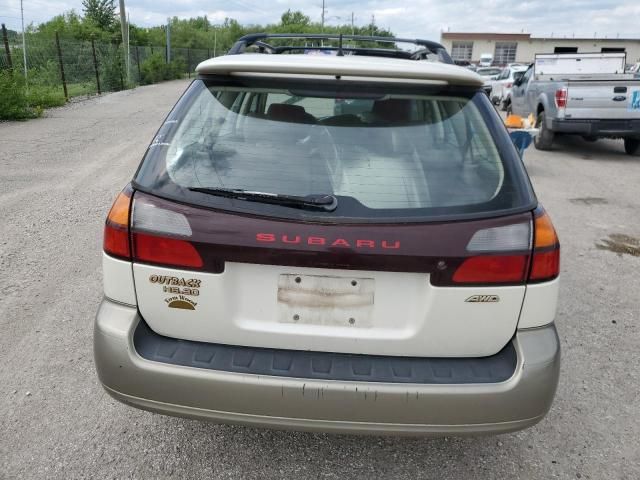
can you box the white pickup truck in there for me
[510,52,640,154]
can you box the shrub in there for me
[140,53,185,85]
[0,71,38,120]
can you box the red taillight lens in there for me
[103,187,132,259]
[453,255,528,284]
[506,82,513,88]
[555,88,568,108]
[528,209,560,282]
[529,249,560,281]
[132,232,203,268]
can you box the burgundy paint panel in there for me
[133,192,533,279]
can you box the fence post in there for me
[55,32,68,100]
[187,48,191,78]
[135,45,141,82]
[91,37,101,94]
[1,24,13,71]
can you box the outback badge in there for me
[465,295,500,303]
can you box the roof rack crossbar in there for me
[228,33,453,64]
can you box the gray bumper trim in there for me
[94,299,560,435]
[133,318,517,384]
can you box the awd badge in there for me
[465,295,500,303]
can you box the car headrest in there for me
[266,104,316,124]
[372,99,412,124]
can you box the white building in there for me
[440,32,640,66]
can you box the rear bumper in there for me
[550,118,640,137]
[94,298,560,435]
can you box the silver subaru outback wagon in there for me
[95,34,560,435]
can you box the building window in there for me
[494,42,517,65]
[554,47,578,53]
[601,47,625,53]
[451,41,473,61]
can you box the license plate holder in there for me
[277,274,375,327]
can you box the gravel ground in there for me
[1,80,639,479]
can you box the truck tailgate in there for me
[565,81,640,119]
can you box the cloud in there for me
[1,0,639,42]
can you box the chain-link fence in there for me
[1,30,212,100]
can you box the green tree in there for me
[82,0,116,31]
[280,10,310,27]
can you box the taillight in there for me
[103,185,133,259]
[451,222,532,285]
[528,209,560,282]
[453,255,528,283]
[506,82,513,88]
[555,88,568,109]
[130,195,203,269]
[133,232,203,268]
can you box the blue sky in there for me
[1,0,640,41]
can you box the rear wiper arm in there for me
[188,187,338,212]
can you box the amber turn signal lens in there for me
[107,190,131,226]
[104,186,133,259]
[534,211,559,248]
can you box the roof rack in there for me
[228,33,454,64]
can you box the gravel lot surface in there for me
[1,80,639,479]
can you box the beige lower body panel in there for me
[94,298,560,436]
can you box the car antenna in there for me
[337,34,344,57]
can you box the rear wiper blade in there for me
[188,187,338,212]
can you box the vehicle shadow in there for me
[549,135,634,161]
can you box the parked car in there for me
[95,33,561,436]
[476,67,502,96]
[479,53,493,67]
[491,65,530,110]
[511,52,640,153]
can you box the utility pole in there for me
[370,14,375,36]
[321,0,325,33]
[213,28,217,57]
[351,12,355,36]
[166,17,171,63]
[20,0,27,82]
[118,0,128,83]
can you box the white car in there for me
[491,65,530,110]
[94,33,560,436]
[476,67,503,96]
[479,53,494,67]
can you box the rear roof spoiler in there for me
[228,33,454,64]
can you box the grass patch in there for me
[67,82,98,97]
[27,85,66,109]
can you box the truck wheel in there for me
[624,138,640,155]
[534,112,554,151]
[501,98,510,112]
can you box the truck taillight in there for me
[506,82,513,88]
[555,88,568,109]
[103,185,133,259]
[528,209,560,282]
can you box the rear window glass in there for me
[135,78,534,222]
